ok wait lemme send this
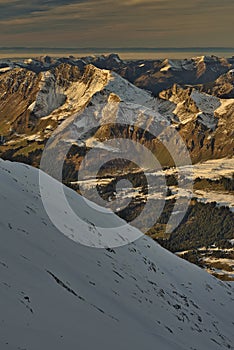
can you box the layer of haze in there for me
[0,0,233,48]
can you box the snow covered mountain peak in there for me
[29,71,67,118]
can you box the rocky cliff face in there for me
[0,60,165,167]
[159,84,234,163]
[198,70,234,98]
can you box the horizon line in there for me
[1,47,234,52]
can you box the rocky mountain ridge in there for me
[0,55,233,166]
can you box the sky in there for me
[0,0,233,48]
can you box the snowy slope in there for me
[0,159,233,350]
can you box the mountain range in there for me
[0,54,233,280]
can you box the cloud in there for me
[0,0,233,48]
